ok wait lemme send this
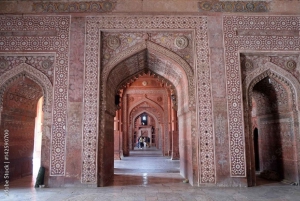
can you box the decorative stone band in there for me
[32,1,116,13]
[198,1,270,12]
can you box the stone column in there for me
[171,101,179,160]
[114,110,121,160]
[167,92,172,156]
[123,94,129,156]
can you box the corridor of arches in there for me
[97,40,193,187]
[112,72,181,185]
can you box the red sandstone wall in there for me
[0,4,299,188]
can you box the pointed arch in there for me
[129,99,164,124]
[0,63,53,112]
[103,41,193,82]
[131,109,162,150]
[243,61,300,186]
[132,110,160,126]
[243,62,300,111]
[129,97,164,113]
[102,41,194,116]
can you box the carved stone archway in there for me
[243,62,300,186]
[0,62,53,184]
[83,16,212,187]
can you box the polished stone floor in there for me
[1,147,300,201]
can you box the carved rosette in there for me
[286,60,297,71]
[244,60,253,70]
[41,59,53,69]
[174,36,188,50]
[107,35,121,50]
[0,59,8,70]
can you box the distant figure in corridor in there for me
[139,137,144,149]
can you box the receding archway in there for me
[98,41,192,187]
[132,111,160,149]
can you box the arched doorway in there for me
[0,76,43,184]
[113,72,179,160]
[133,112,158,149]
[98,41,192,187]
[0,63,53,186]
[243,63,300,186]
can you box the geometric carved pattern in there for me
[32,1,117,13]
[0,55,55,84]
[224,16,300,177]
[195,17,215,183]
[198,1,270,12]
[0,16,70,175]
[84,16,214,184]
[102,32,193,67]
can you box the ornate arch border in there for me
[0,63,53,112]
[223,15,300,177]
[83,15,214,184]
